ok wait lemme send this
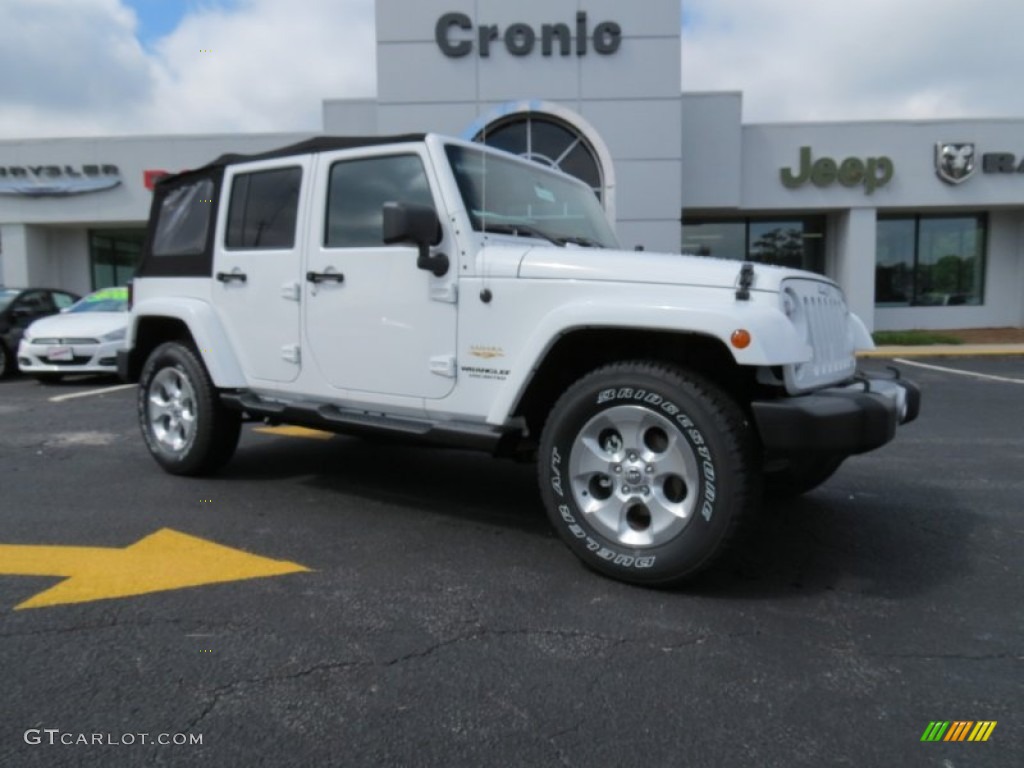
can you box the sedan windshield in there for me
[445,144,619,249]
[68,288,128,313]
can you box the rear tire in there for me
[138,341,241,476]
[538,362,759,586]
[0,342,11,378]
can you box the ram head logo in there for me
[935,142,976,185]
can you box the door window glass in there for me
[325,155,434,248]
[226,167,302,249]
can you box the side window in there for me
[152,179,215,257]
[226,167,302,250]
[53,292,76,310]
[14,291,53,315]
[325,154,435,248]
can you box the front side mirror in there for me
[382,202,449,277]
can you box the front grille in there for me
[47,356,94,366]
[33,337,100,345]
[783,279,856,391]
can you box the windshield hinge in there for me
[736,262,755,301]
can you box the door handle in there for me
[306,271,345,284]
[216,271,248,284]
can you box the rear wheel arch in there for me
[128,312,244,387]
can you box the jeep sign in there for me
[780,146,894,195]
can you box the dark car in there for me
[0,287,81,377]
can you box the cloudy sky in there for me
[3,0,1023,140]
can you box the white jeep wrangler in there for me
[119,133,920,585]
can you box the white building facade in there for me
[1,0,1022,330]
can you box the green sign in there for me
[781,146,894,195]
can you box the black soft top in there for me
[139,134,428,279]
[197,133,426,175]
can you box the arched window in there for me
[474,113,604,201]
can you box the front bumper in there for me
[752,374,921,456]
[17,339,123,375]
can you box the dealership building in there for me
[1,0,1022,331]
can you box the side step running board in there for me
[220,392,514,454]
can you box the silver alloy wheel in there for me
[568,405,700,548]
[147,367,198,455]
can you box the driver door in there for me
[304,148,457,399]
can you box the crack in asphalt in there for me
[179,626,731,733]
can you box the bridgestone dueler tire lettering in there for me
[538,362,759,585]
[138,341,241,476]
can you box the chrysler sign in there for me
[0,164,121,197]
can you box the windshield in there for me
[0,289,17,313]
[445,144,619,249]
[67,288,128,313]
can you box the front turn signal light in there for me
[731,329,752,350]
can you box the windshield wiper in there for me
[481,222,565,247]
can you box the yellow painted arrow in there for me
[0,528,310,610]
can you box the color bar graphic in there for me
[921,721,949,742]
[921,720,997,742]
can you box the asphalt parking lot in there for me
[1,358,1021,768]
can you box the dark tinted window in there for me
[152,179,215,257]
[325,155,434,248]
[876,214,986,306]
[226,167,302,249]
[682,216,827,274]
[14,291,54,314]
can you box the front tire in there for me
[538,362,759,586]
[138,341,241,476]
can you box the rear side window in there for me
[325,155,434,248]
[152,179,215,257]
[226,167,302,249]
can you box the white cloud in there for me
[682,0,1024,122]
[0,0,376,139]
[144,0,376,134]
[3,0,1024,140]
[0,0,156,137]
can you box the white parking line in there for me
[48,384,136,403]
[895,358,1024,385]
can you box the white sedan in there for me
[17,287,129,382]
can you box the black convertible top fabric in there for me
[206,134,428,170]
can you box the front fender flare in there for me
[486,296,811,425]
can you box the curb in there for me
[859,344,1024,358]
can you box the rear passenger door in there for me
[212,158,309,384]
[304,147,458,399]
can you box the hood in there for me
[515,247,826,293]
[25,311,127,339]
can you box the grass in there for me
[872,330,964,346]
